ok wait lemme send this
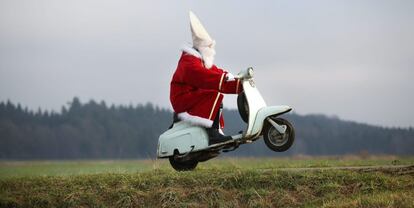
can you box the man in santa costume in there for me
[170,11,243,145]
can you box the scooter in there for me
[157,67,295,171]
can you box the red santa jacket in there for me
[170,47,242,128]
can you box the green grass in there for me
[0,160,160,178]
[0,156,413,207]
[1,156,412,178]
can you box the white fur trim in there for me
[180,44,215,69]
[181,44,202,59]
[226,72,235,81]
[177,112,213,128]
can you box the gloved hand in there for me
[225,72,235,81]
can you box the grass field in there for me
[1,156,413,207]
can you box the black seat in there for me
[168,113,181,129]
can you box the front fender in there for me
[246,105,292,139]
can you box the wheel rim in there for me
[267,126,289,147]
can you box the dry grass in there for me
[0,157,413,207]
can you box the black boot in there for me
[207,103,232,145]
[207,128,232,145]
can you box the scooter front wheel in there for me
[263,118,295,152]
[169,156,198,171]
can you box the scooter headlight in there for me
[247,67,254,77]
[237,67,254,79]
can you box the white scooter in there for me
[157,67,295,171]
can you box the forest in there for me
[0,97,413,159]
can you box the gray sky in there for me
[1,0,413,127]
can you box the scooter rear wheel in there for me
[169,156,198,171]
[263,118,295,152]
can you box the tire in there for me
[263,117,295,152]
[169,156,198,171]
[237,92,249,123]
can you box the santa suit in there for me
[170,46,242,128]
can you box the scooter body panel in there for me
[242,79,266,138]
[157,121,209,158]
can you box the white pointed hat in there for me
[189,11,214,49]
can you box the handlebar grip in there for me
[236,67,254,79]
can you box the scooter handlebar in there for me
[235,67,254,79]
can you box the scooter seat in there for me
[168,113,181,129]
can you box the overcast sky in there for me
[1,0,413,127]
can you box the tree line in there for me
[0,98,413,159]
